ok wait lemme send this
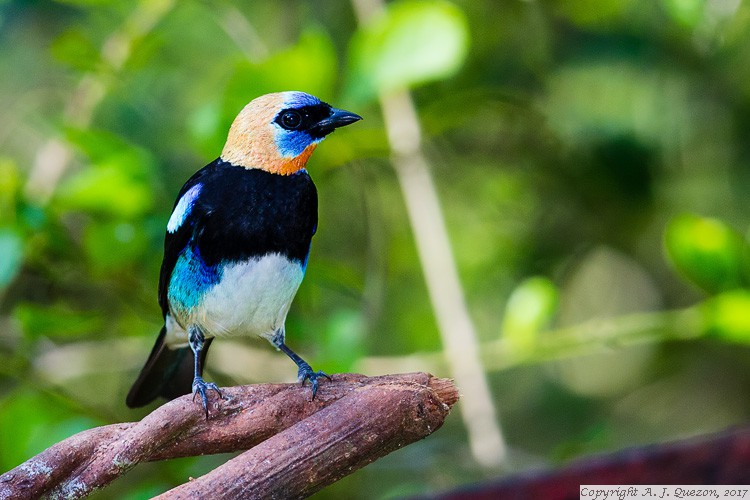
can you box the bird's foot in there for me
[297,362,331,399]
[192,376,223,418]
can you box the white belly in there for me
[165,253,305,347]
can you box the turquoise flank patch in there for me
[168,245,221,315]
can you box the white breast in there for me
[165,253,305,348]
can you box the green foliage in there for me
[701,290,750,343]
[15,302,105,340]
[346,0,469,102]
[662,0,707,28]
[51,28,100,72]
[55,128,156,218]
[83,220,149,274]
[320,308,367,372]
[501,276,559,354]
[3,0,750,497]
[0,228,23,289]
[664,214,750,293]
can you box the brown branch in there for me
[157,375,457,499]
[0,373,457,500]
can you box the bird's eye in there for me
[280,111,303,130]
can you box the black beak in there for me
[310,108,362,136]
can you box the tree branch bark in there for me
[0,373,458,500]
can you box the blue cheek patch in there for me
[274,129,320,158]
[168,245,222,314]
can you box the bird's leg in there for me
[188,325,222,418]
[272,330,331,399]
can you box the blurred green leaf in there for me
[52,0,115,5]
[54,128,156,218]
[0,228,23,289]
[188,100,222,156]
[345,0,469,103]
[50,29,100,72]
[14,302,105,340]
[83,220,148,274]
[662,0,706,28]
[502,276,559,354]
[55,165,153,218]
[664,214,749,294]
[65,128,154,176]
[0,158,20,224]
[321,308,366,372]
[20,204,47,231]
[701,289,750,343]
[553,0,629,27]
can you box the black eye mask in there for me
[274,103,333,138]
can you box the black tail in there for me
[126,326,213,408]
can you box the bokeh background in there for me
[3,0,750,497]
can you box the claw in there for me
[192,376,223,418]
[298,363,331,399]
[274,339,331,400]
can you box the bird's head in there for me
[221,91,362,175]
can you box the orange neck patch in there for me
[274,143,317,175]
[221,141,317,175]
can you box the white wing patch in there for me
[167,184,202,233]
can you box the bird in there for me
[126,91,362,416]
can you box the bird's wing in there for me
[158,159,222,318]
